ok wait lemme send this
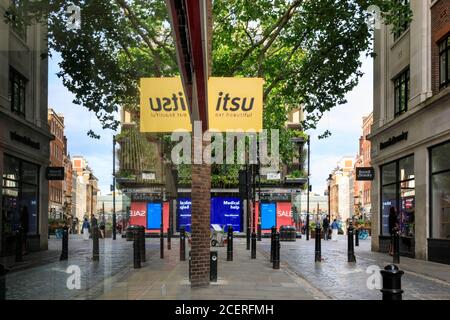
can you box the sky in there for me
[48,53,373,196]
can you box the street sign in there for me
[267,172,281,180]
[46,167,64,180]
[356,167,375,181]
[142,171,156,180]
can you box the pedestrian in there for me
[388,206,399,256]
[99,220,105,239]
[331,218,339,242]
[322,216,330,241]
[82,218,90,240]
[20,206,29,255]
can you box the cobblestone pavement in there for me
[4,235,158,300]
[258,235,450,300]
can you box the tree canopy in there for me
[6,0,411,162]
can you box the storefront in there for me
[370,92,450,264]
[0,116,51,256]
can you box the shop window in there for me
[394,68,410,117]
[380,155,415,237]
[1,155,39,236]
[430,141,450,239]
[8,68,27,116]
[439,35,450,89]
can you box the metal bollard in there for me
[355,228,359,247]
[160,224,164,259]
[257,223,262,241]
[133,231,141,269]
[393,229,400,264]
[270,226,276,263]
[92,225,99,261]
[167,227,171,250]
[60,226,69,261]
[180,227,186,261]
[210,251,218,282]
[246,227,250,250]
[273,232,280,269]
[251,232,256,259]
[227,226,233,261]
[188,251,191,281]
[0,264,7,300]
[140,226,146,262]
[315,224,321,262]
[347,223,356,263]
[15,227,23,263]
[380,264,404,300]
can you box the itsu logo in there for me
[130,209,145,217]
[215,92,255,111]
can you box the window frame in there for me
[439,35,450,89]
[394,68,410,118]
[9,67,27,117]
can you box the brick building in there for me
[48,109,65,218]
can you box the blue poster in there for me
[177,198,192,232]
[211,197,241,232]
[261,203,276,230]
[147,203,162,229]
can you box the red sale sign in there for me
[276,202,293,229]
[130,202,147,229]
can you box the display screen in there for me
[261,203,276,230]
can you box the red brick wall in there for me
[190,138,211,287]
[431,0,450,94]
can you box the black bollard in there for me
[160,224,164,259]
[92,225,99,261]
[133,230,141,269]
[393,229,400,264]
[140,226,146,262]
[210,251,218,282]
[60,225,69,261]
[355,228,360,247]
[270,226,276,262]
[380,264,404,300]
[347,223,356,263]
[251,232,256,259]
[180,227,186,261]
[0,264,7,300]
[257,223,262,241]
[246,226,250,250]
[273,232,280,269]
[188,251,191,281]
[15,227,23,263]
[167,227,171,250]
[315,224,321,262]
[227,226,233,261]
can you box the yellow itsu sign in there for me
[139,77,263,132]
[208,77,264,132]
[139,78,191,132]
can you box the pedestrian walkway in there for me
[258,235,450,300]
[93,239,327,300]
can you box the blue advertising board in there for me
[261,203,276,230]
[177,198,192,232]
[211,197,241,232]
[147,203,162,229]
[176,197,242,232]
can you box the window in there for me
[394,68,410,117]
[2,155,39,235]
[393,0,411,40]
[439,35,450,88]
[9,68,27,116]
[380,155,415,237]
[430,141,450,239]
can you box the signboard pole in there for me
[112,135,116,240]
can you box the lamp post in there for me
[327,174,332,222]
[306,135,310,241]
[112,135,116,240]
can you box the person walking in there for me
[322,216,330,241]
[99,220,105,239]
[331,218,339,242]
[388,206,399,256]
[82,218,90,240]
